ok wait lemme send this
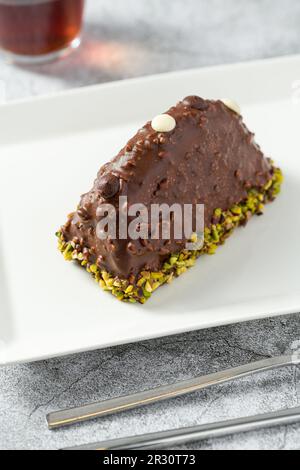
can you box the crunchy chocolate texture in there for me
[58,95,282,302]
[57,166,282,303]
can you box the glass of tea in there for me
[0,0,85,64]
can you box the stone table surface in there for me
[0,0,299,450]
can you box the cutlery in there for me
[47,354,298,429]
[62,406,300,450]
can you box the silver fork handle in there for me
[47,354,297,429]
[63,406,300,450]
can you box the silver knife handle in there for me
[47,354,296,429]
[63,406,300,450]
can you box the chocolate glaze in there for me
[62,96,273,279]
[97,173,120,199]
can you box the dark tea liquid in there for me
[0,0,84,56]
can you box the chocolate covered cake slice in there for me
[57,96,282,303]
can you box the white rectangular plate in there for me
[1,55,300,365]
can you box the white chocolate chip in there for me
[151,114,176,132]
[221,99,241,115]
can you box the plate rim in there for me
[0,52,300,110]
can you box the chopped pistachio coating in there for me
[57,166,283,304]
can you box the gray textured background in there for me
[0,0,299,450]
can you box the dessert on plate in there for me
[57,95,282,303]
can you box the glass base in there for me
[2,37,81,65]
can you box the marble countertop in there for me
[0,0,299,450]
